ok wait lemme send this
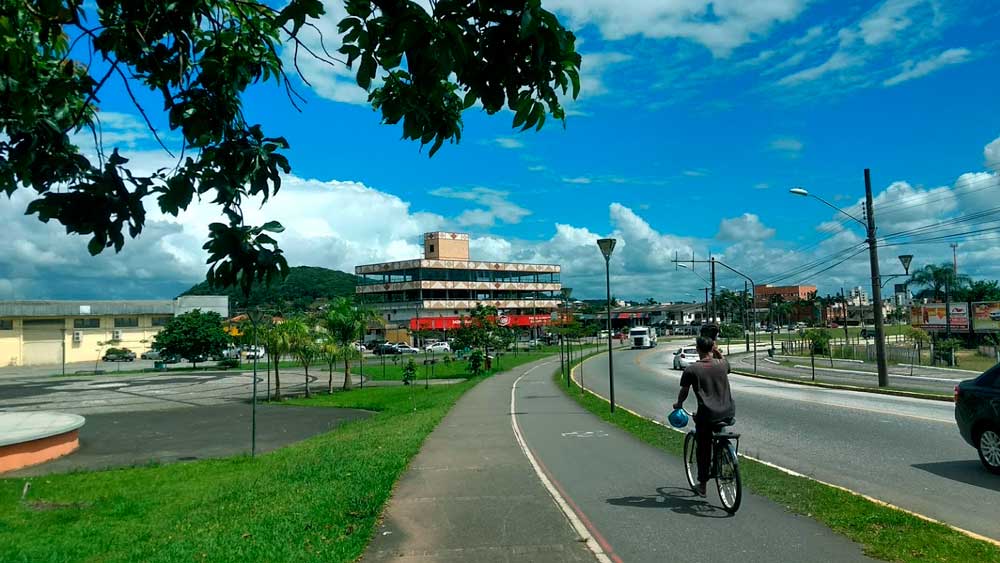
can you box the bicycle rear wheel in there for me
[716,442,742,514]
[683,432,698,491]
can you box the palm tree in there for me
[321,297,382,390]
[910,263,970,302]
[319,338,341,394]
[284,316,318,398]
[260,320,291,400]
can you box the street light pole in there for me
[597,239,617,413]
[791,174,889,387]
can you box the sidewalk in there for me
[363,358,593,562]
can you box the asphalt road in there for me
[513,360,875,562]
[577,344,1000,542]
[7,403,371,477]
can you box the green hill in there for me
[181,266,359,312]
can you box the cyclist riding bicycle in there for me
[672,325,736,497]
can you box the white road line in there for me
[510,364,611,563]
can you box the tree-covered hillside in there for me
[181,266,358,312]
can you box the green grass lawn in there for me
[0,380,484,562]
[560,366,998,562]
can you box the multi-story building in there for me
[848,286,870,306]
[0,296,228,367]
[753,284,817,308]
[355,232,561,339]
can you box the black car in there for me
[372,343,399,355]
[955,364,1000,474]
[102,348,136,362]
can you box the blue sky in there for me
[3,0,1000,301]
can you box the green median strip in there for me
[0,380,482,562]
[557,362,1000,563]
[733,369,953,402]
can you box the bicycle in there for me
[682,415,742,514]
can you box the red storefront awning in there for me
[409,314,552,330]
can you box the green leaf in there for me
[463,91,477,109]
[357,54,376,90]
[260,220,285,233]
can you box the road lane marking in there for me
[568,357,1000,549]
[511,364,616,563]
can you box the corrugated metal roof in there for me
[0,296,229,318]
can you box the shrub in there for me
[468,349,484,376]
[402,359,417,385]
[804,328,832,355]
[218,358,240,369]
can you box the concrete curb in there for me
[565,354,1000,550]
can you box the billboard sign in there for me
[972,302,1000,331]
[911,304,968,331]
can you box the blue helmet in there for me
[668,408,689,429]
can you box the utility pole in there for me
[841,287,850,354]
[703,287,709,324]
[744,280,750,352]
[710,256,717,324]
[951,243,958,274]
[864,169,889,388]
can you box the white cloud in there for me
[883,47,971,86]
[683,169,708,177]
[769,136,803,155]
[984,135,1000,171]
[562,176,593,184]
[429,187,531,227]
[717,213,775,241]
[754,182,770,190]
[528,165,547,172]
[546,0,808,56]
[775,0,951,91]
[494,137,524,149]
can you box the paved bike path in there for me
[515,364,875,562]
[364,358,594,562]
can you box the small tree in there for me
[402,358,417,385]
[319,340,341,394]
[803,329,831,355]
[322,297,382,390]
[153,310,228,368]
[468,349,484,376]
[285,316,318,398]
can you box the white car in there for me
[672,347,699,370]
[990,310,1000,321]
[425,342,451,353]
[353,342,367,352]
[396,344,420,354]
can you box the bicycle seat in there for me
[711,418,735,431]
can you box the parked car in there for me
[103,348,136,362]
[372,343,400,355]
[140,349,162,360]
[425,341,451,353]
[353,342,367,352]
[955,365,1000,474]
[990,310,1000,321]
[396,344,419,354]
[243,346,265,359]
[672,347,700,370]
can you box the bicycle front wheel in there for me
[716,442,742,514]
[683,432,698,491]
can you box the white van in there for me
[630,326,658,349]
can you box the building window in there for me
[114,317,139,328]
[151,316,172,327]
[73,318,100,329]
[0,320,12,331]
[429,244,435,253]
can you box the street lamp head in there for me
[677,263,689,269]
[597,238,617,260]
[898,254,913,275]
[789,187,809,197]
